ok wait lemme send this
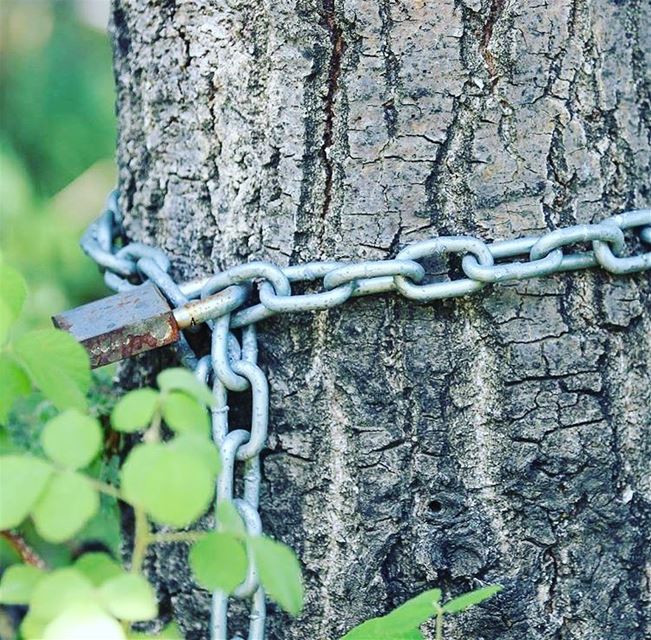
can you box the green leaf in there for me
[32,471,99,543]
[0,564,45,605]
[379,588,442,633]
[20,612,48,640]
[121,442,215,528]
[76,487,122,557]
[189,532,248,592]
[13,329,91,411]
[442,584,503,614]
[75,552,123,586]
[43,603,127,640]
[0,263,27,343]
[40,409,102,469]
[389,630,423,640]
[250,536,303,615]
[0,355,30,423]
[168,434,221,476]
[217,501,246,536]
[161,391,210,436]
[159,622,184,638]
[157,368,215,406]
[341,620,424,640]
[339,620,382,640]
[29,568,95,622]
[111,388,160,433]
[0,455,53,529]
[99,573,157,621]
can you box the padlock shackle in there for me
[173,285,250,329]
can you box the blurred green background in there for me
[1,0,116,330]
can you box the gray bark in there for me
[110,0,651,639]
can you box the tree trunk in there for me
[110,1,650,638]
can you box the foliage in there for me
[0,0,115,198]
[1,264,501,638]
[0,0,116,333]
[0,265,304,639]
[340,585,502,640]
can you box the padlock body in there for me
[53,283,179,368]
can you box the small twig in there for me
[0,531,47,569]
[130,507,151,574]
[86,477,122,500]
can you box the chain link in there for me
[81,193,651,639]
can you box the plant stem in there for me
[151,531,205,545]
[435,607,444,640]
[144,409,162,444]
[131,507,150,574]
[87,477,122,500]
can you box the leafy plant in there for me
[0,262,500,639]
[340,585,503,640]
[0,262,304,639]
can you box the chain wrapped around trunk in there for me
[80,192,651,640]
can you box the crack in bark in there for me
[319,0,346,225]
[480,0,506,79]
[378,0,400,138]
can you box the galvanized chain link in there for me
[81,192,651,640]
[194,320,267,640]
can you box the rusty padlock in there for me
[53,282,244,368]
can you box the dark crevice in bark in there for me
[291,48,326,263]
[319,0,346,226]
[423,82,479,233]
[627,0,651,143]
[479,0,506,79]
[544,117,576,228]
[378,0,400,138]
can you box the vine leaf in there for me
[0,262,27,343]
[29,568,95,623]
[341,621,424,640]
[159,622,184,638]
[40,409,102,469]
[157,368,215,406]
[339,589,442,639]
[42,602,126,640]
[379,589,442,633]
[13,329,90,411]
[111,388,160,433]
[189,532,248,592]
[99,573,158,621]
[442,585,503,614]
[32,471,99,543]
[0,355,30,424]
[20,612,49,640]
[0,455,53,529]
[250,536,304,616]
[216,500,246,536]
[74,552,123,586]
[121,442,216,528]
[0,564,45,605]
[161,391,210,436]
[169,434,221,476]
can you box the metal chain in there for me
[195,319,267,640]
[81,192,651,640]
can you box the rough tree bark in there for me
[110,0,650,638]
